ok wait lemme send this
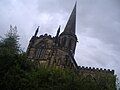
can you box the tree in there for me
[0,25,20,56]
[0,25,30,90]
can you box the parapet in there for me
[78,66,114,75]
[39,33,53,39]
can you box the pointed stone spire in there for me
[34,26,39,36]
[59,3,77,54]
[63,2,76,35]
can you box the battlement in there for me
[39,33,53,39]
[78,66,114,75]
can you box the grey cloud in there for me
[77,0,120,51]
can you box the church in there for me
[27,3,116,89]
[27,3,78,70]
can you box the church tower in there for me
[59,3,77,55]
[27,3,78,69]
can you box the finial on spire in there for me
[54,25,61,45]
[34,26,39,36]
[56,25,61,37]
[75,1,77,6]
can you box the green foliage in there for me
[0,27,20,56]
[26,67,78,90]
[77,72,116,90]
[0,27,32,90]
[0,28,116,90]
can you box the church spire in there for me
[59,3,77,55]
[63,2,76,34]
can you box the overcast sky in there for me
[0,0,120,78]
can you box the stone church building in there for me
[27,3,116,89]
[27,3,78,70]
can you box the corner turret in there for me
[34,26,39,37]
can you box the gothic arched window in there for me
[36,48,42,58]
[35,44,45,59]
